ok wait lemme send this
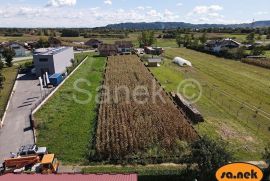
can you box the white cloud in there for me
[0,5,181,27]
[0,3,248,27]
[46,0,76,7]
[136,6,145,10]
[254,11,268,15]
[191,5,223,15]
[147,10,160,17]
[104,0,112,5]
[176,3,183,7]
[185,5,226,24]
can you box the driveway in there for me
[0,74,43,163]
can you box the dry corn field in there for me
[95,55,198,160]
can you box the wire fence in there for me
[201,83,270,140]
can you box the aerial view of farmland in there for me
[0,0,270,181]
[95,55,198,161]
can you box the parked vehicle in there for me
[18,144,47,157]
[3,156,40,173]
[40,154,59,174]
[0,143,59,174]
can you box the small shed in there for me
[173,57,192,67]
[147,58,162,67]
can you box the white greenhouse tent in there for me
[173,57,192,67]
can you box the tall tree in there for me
[176,34,183,47]
[251,46,265,56]
[2,47,15,67]
[0,57,4,89]
[138,31,156,47]
[189,136,233,180]
[36,38,50,48]
[183,34,192,47]
[199,32,207,44]
[246,32,255,44]
[267,33,270,40]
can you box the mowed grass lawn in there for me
[265,50,270,58]
[34,55,105,164]
[0,66,18,118]
[150,48,270,160]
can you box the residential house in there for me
[115,41,133,55]
[85,39,103,48]
[0,42,31,57]
[9,42,27,57]
[33,47,74,76]
[144,46,164,55]
[98,44,118,56]
[204,38,241,53]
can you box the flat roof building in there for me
[33,47,74,77]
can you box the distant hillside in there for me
[105,21,270,30]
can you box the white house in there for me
[205,38,241,53]
[9,43,28,57]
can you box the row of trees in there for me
[0,58,4,89]
[138,31,156,47]
[0,48,16,89]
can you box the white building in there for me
[33,47,74,77]
[10,43,28,57]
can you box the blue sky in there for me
[0,0,269,27]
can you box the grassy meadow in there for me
[0,65,19,118]
[34,54,106,164]
[149,48,270,160]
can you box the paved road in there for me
[0,74,43,163]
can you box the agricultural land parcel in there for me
[150,48,270,160]
[95,55,198,161]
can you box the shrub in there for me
[242,58,270,69]
[188,136,233,180]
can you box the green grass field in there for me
[149,48,270,160]
[34,54,106,164]
[82,165,187,176]
[0,66,19,118]
[265,50,270,58]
